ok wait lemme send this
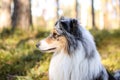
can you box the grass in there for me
[0,28,120,80]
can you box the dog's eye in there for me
[50,32,61,40]
[53,33,58,38]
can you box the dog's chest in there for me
[48,52,104,80]
[49,53,72,80]
[48,52,86,80]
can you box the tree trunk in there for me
[0,0,11,28]
[56,0,60,19]
[75,0,79,19]
[115,0,120,28]
[12,0,32,30]
[91,0,96,29]
[29,0,32,27]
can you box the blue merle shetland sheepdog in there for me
[36,17,120,80]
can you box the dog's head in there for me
[36,17,82,54]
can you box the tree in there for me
[75,0,79,19]
[114,0,120,29]
[91,0,96,29]
[12,0,32,30]
[56,0,60,19]
[0,0,12,28]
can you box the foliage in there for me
[0,28,50,80]
[0,28,120,80]
[91,29,120,71]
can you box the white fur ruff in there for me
[49,29,107,80]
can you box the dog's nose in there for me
[36,43,40,48]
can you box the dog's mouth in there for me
[40,47,56,52]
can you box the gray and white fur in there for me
[37,17,120,80]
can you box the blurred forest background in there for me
[0,0,120,80]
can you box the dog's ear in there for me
[70,19,78,28]
[60,20,70,32]
[70,19,78,33]
[70,19,82,39]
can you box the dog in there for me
[36,17,120,80]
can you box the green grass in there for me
[0,28,120,80]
